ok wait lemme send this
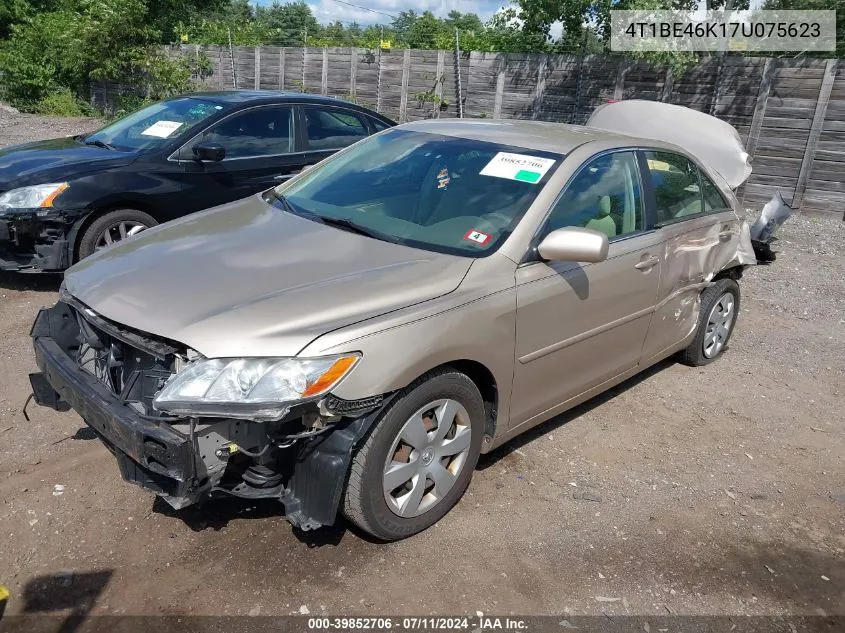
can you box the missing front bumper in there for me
[0,215,76,271]
[29,301,391,530]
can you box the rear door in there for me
[176,104,308,205]
[510,150,663,428]
[639,150,742,362]
[298,105,373,168]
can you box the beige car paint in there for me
[62,119,752,454]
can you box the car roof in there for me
[400,119,659,156]
[183,90,391,113]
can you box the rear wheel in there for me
[342,369,484,541]
[77,209,157,260]
[679,277,740,366]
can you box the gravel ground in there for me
[0,113,843,621]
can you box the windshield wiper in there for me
[83,138,117,150]
[273,193,399,244]
[317,216,400,243]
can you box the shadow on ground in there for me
[479,357,678,469]
[151,495,382,547]
[0,271,63,292]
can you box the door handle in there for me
[634,255,659,271]
[719,231,733,242]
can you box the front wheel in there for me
[679,277,741,366]
[77,209,157,260]
[342,369,485,541]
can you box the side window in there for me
[369,117,391,132]
[545,151,644,240]
[644,151,703,223]
[200,106,293,158]
[304,107,368,150]
[701,172,729,211]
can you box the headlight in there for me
[152,354,360,421]
[0,183,68,214]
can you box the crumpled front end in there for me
[0,208,84,271]
[28,295,383,529]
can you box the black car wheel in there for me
[679,277,741,366]
[78,209,157,260]
[343,368,485,541]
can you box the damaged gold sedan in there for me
[28,101,775,541]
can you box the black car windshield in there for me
[275,129,562,257]
[83,97,227,152]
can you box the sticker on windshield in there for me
[141,120,184,138]
[479,152,555,184]
[436,167,450,189]
[463,229,491,245]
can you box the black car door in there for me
[174,104,309,207]
[297,105,374,168]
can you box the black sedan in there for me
[0,91,395,272]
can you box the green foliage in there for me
[34,87,94,116]
[0,0,212,113]
[763,0,845,57]
[4,0,833,118]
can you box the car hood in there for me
[0,137,137,190]
[64,195,473,358]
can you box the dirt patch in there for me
[0,116,842,618]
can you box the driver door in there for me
[509,150,662,429]
[176,105,308,211]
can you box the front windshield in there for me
[84,97,228,152]
[276,129,562,257]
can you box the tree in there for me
[0,0,202,110]
[405,11,442,49]
[444,11,484,34]
[763,0,845,57]
[391,10,418,43]
[255,1,320,45]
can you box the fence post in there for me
[660,66,674,102]
[740,57,776,208]
[710,55,725,116]
[301,44,307,92]
[454,30,464,118]
[254,47,261,90]
[350,48,358,99]
[279,48,285,90]
[376,46,383,113]
[321,47,328,95]
[613,60,630,101]
[744,58,775,159]
[493,55,505,119]
[573,54,587,124]
[531,54,548,120]
[217,47,224,89]
[399,48,411,122]
[434,50,445,119]
[792,59,837,211]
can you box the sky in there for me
[300,0,511,27]
[261,0,768,33]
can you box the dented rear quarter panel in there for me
[641,210,743,363]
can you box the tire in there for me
[679,277,741,367]
[77,209,157,260]
[343,368,485,541]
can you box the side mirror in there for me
[537,227,609,263]
[192,142,225,162]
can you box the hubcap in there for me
[703,291,735,358]
[383,399,472,518]
[95,221,147,251]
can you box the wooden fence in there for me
[92,46,845,218]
